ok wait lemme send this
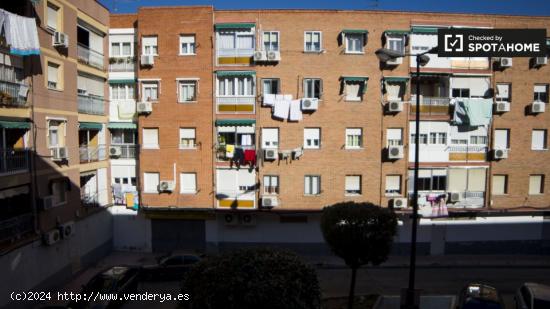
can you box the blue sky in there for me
[99,0,550,16]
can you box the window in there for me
[46,2,60,31]
[345,175,362,195]
[385,81,405,101]
[263,175,279,194]
[51,179,67,205]
[47,120,65,148]
[345,33,364,53]
[111,42,132,57]
[110,84,134,100]
[179,128,196,149]
[47,62,60,90]
[217,76,255,96]
[179,35,196,55]
[142,36,158,55]
[304,31,322,52]
[345,81,364,101]
[470,135,488,145]
[529,175,544,195]
[386,35,405,54]
[415,170,447,191]
[261,128,279,148]
[387,128,403,146]
[429,132,447,144]
[411,133,428,144]
[180,173,197,194]
[111,129,135,144]
[494,129,510,149]
[385,175,402,195]
[141,81,158,101]
[304,175,320,195]
[345,128,363,149]
[496,83,511,102]
[452,88,470,98]
[178,80,197,102]
[217,30,255,52]
[303,78,322,99]
[262,78,280,95]
[532,130,547,150]
[492,175,508,195]
[262,31,279,51]
[534,84,549,103]
[142,128,159,149]
[304,128,320,149]
[143,172,159,193]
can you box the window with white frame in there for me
[387,128,403,146]
[304,175,320,195]
[263,175,279,194]
[346,128,363,149]
[304,128,320,149]
[345,33,364,53]
[534,84,549,103]
[111,129,135,144]
[529,174,544,195]
[429,132,447,145]
[345,81,364,101]
[143,172,159,193]
[142,128,159,149]
[179,35,196,55]
[469,135,487,145]
[110,84,135,100]
[142,36,158,55]
[386,35,405,54]
[178,80,197,102]
[262,31,279,51]
[111,42,132,57]
[47,120,65,148]
[304,31,322,52]
[496,83,511,102]
[141,81,158,101]
[262,78,280,95]
[385,81,406,101]
[385,175,402,195]
[494,129,510,149]
[217,30,255,53]
[452,88,470,98]
[410,133,428,144]
[46,2,60,31]
[217,76,254,96]
[492,175,508,195]
[304,78,322,99]
[180,173,197,194]
[532,129,547,150]
[345,175,362,195]
[179,128,196,149]
[261,128,279,149]
[47,62,60,90]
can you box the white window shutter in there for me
[261,128,279,148]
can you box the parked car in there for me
[456,283,505,309]
[141,253,202,281]
[515,282,550,309]
[67,266,140,309]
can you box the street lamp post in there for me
[376,46,438,309]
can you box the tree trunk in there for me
[347,267,358,309]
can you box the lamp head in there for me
[375,48,404,62]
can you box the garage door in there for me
[151,220,206,253]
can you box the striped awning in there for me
[215,119,255,126]
[0,120,31,129]
[384,30,409,36]
[215,23,255,30]
[108,122,136,130]
[79,122,102,130]
[342,29,369,34]
[411,26,439,34]
[108,79,135,84]
[215,71,255,77]
[384,77,409,83]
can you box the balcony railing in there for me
[81,192,99,207]
[0,64,28,107]
[79,145,106,163]
[217,48,255,58]
[410,95,451,115]
[78,94,105,115]
[0,213,34,244]
[0,149,29,175]
[108,58,136,72]
[216,192,256,209]
[216,144,256,162]
[411,190,485,209]
[111,144,137,159]
[77,43,105,70]
[216,96,256,113]
[447,145,488,153]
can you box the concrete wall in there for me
[110,206,152,252]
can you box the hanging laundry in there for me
[118,101,136,119]
[244,149,256,166]
[452,98,493,127]
[273,99,290,120]
[283,94,293,101]
[263,94,276,106]
[0,9,41,56]
[289,99,303,121]
[225,144,235,159]
[233,147,245,165]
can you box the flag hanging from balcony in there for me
[0,9,40,56]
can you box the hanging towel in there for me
[225,144,235,158]
[244,149,256,166]
[275,94,284,101]
[273,99,290,120]
[283,94,293,101]
[289,99,303,121]
[118,101,136,119]
[1,9,40,56]
[263,94,276,106]
[465,98,493,126]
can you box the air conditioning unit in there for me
[492,148,508,160]
[224,214,239,226]
[240,214,257,226]
[266,50,281,61]
[535,56,548,66]
[531,101,546,113]
[449,192,462,203]
[141,54,154,66]
[495,101,510,113]
[43,229,61,246]
[388,145,404,160]
[52,147,68,161]
[41,195,56,210]
[59,221,75,239]
[109,146,122,157]
[136,101,153,114]
[264,149,277,160]
[388,101,403,112]
[386,57,403,65]
[253,50,267,62]
[301,98,319,111]
[262,196,279,208]
[391,198,407,209]
[52,31,69,48]
[158,180,175,192]
[499,57,512,67]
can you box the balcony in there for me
[77,43,105,70]
[78,94,105,115]
[108,57,136,72]
[81,192,99,207]
[0,213,34,244]
[412,191,485,209]
[217,48,254,65]
[79,145,106,163]
[0,64,28,107]
[0,149,29,175]
[410,95,451,116]
[448,145,488,162]
[216,193,256,209]
[216,144,256,163]
[216,96,255,114]
[111,144,137,159]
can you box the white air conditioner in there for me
[388,101,403,112]
[262,196,279,208]
[531,101,546,113]
[52,31,69,48]
[264,149,277,160]
[386,57,403,65]
[224,214,239,226]
[137,101,153,114]
[253,50,267,62]
[301,98,319,111]
[449,192,462,203]
[109,146,122,157]
[535,56,548,66]
[388,145,404,160]
[141,54,154,66]
[493,148,508,160]
[391,198,407,209]
[41,195,56,210]
[499,57,512,67]
[267,50,281,61]
[240,214,257,226]
[59,221,75,239]
[43,229,61,246]
[52,147,68,161]
[158,180,175,192]
[495,101,510,113]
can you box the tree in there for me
[181,247,321,309]
[321,202,398,309]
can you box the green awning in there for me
[384,30,410,36]
[384,77,409,83]
[342,29,369,34]
[341,76,369,82]
[0,120,30,129]
[215,119,255,126]
[215,71,256,77]
[79,122,103,130]
[108,79,135,84]
[411,26,439,34]
[215,23,255,30]
[108,122,136,130]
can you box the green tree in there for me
[181,247,321,309]
[321,202,398,309]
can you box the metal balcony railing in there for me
[0,64,28,107]
[111,144,137,159]
[410,95,451,115]
[0,213,34,244]
[81,192,99,207]
[216,144,256,162]
[447,145,488,153]
[79,145,106,163]
[0,149,29,175]
[77,43,105,70]
[217,48,255,58]
[108,58,136,72]
[78,94,105,115]
[216,96,256,113]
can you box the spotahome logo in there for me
[438,29,547,57]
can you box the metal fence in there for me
[0,149,29,174]
[79,145,106,163]
[77,44,105,70]
[78,94,105,115]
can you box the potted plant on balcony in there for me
[0,91,12,104]
[109,57,117,64]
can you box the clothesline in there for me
[0,8,41,56]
